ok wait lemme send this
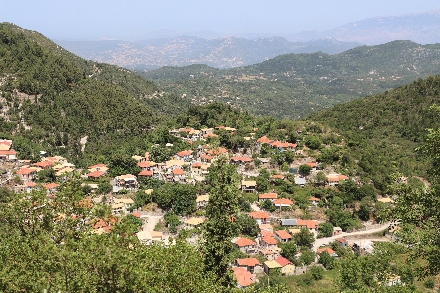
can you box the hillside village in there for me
[0,121,397,290]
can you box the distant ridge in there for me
[285,11,440,45]
[56,36,361,70]
[142,40,440,119]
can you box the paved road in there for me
[313,222,391,251]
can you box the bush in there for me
[310,266,324,280]
[424,278,435,289]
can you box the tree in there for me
[298,248,315,265]
[120,214,142,233]
[235,214,259,237]
[0,177,224,292]
[202,158,240,286]
[310,266,324,280]
[153,183,197,215]
[97,181,112,195]
[304,135,322,149]
[149,144,170,163]
[164,211,181,234]
[280,241,298,263]
[393,105,440,278]
[107,152,141,177]
[298,164,312,177]
[294,227,315,248]
[134,189,152,208]
[315,171,327,186]
[261,199,275,212]
[318,251,335,269]
[317,222,334,238]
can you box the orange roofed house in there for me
[258,192,277,202]
[234,237,257,254]
[274,230,292,243]
[236,258,263,274]
[249,211,270,225]
[327,173,349,187]
[233,267,255,288]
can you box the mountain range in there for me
[142,40,440,119]
[55,12,440,69]
[57,37,361,70]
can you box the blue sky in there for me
[3,0,440,40]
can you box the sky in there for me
[3,0,440,40]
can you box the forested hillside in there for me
[142,41,440,119]
[1,23,159,98]
[310,75,440,188]
[0,23,159,165]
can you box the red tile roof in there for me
[138,161,156,168]
[337,237,347,243]
[131,211,141,218]
[274,198,293,206]
[204,133,218,138]
[237,258,261,267]
[275,256,292,267]
[309,197,320,201]
[272,174,284,179]
[25,182,37,187]
[192,162,202,168]
[261,230,275,238]
[296,220,319,229]
[231,156,253,163]
[305,162,317,167]
[176,150,192,157]
[270,141,297,149]
[44,183,59,190]
[233,267,253,287]
[257,136,273,144]
[33,160,55,168]
[259,192,277,199]
[200,154,213,160]
[275,230,292,240]
[17,168,36,175]
[207,147,228,155]
[262,236,278,245]
[87,171,105,178]
[172,168,185,175]
[235,238,256,247]
[0,150,16,155]
[138,170,153,176]
[78,198,93,208]
[317,247,335,254]
[249,211,270,219]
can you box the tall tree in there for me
[202,157,240,286]
[394,105,440,278]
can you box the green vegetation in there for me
[311,75,440,190]
[142,41,440,119]
[0,181,223,292]
[0,23,158,167]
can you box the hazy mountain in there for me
[285,11,440,45]
[56,36,361,70]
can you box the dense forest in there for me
[0,23,161,165]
